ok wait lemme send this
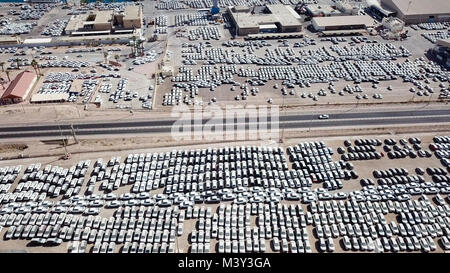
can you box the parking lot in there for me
[148,15,450,110]
[1,43,155,110]
[0,1,448,112]
[0,132,449,253]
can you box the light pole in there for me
[308,111,314,133]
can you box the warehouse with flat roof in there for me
[311,15,376,31]
[228,4,302,36]
[381,0,450,24]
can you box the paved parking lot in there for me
[0,1,448,112]
[148,15,449,109]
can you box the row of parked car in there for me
[0,135,449,252]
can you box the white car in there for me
[319,114,330,119]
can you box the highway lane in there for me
[0,112,449,139]
[0,109,449,134]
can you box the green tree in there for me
[14,58,20,69]
[103,51,109,64]
[130,36,137,57]
[31,59,39,76]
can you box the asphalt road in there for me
[0,109,448,139]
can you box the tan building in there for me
[65,5,143,36]
[65,14,88,35]
[305,4,342,17]
[228,4,302,36]
[0,36,22,46]
[92,11,114,31]
[123,5,143,29]
[381,0,450,24]
[65,12,113,35]
[311,15,376,31]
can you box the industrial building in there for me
[121,5,143,29]
[304,2,360,17]
[366,0,397,20]
[0,71,37,104]
[305,4,342,17]
[228,4,302,36]
[381,0,450,24]
[65,5,143,36]
[0,36,22,46]
[311,15,377,32]
[30,93,69,104]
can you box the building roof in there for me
[94,10,113,25]
[234,5,251,12]
[124,5,141,21]
[71,30,111,36]
[57,30,141,43]
[0,36,20,43]
[306,4,342,16]
[65,14,88,32]
[383,0,450,16]
[23,38,52,44]
[30,93,69,103]
[259,24,278,30]
[246,32,303,39]
[234,14,274,29]
[1,71,36,100]
[229,4,302,29]
[266,4,302,27]
[437,38,450,49]
[312,15,376,28]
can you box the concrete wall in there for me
[400,14,450,24]
[280,25,302,32]
[93,23,112,31]
[238,27,259,36]
[124,19,142,29]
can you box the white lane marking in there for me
[0,114,449,135]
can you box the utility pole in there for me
[63,137,69,156]
[71,123,78,144]
[281,93,286,143]
[59,125,70,160]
